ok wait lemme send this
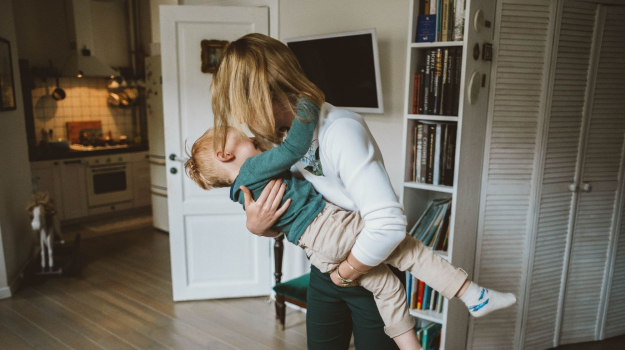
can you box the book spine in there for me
[418,68,425,114]
[444,49,453,115]
[433,124,441,186]
[454,0,465,41]
[440,124,449,185]
[433,48,442,115]
[416,125,423,182]
[411,276,418,308]
[442,0,450,42]
[430,0,437,16]
[430,289,437,311]
[407,273,412,307]
[412,73,419,114]
[445,124,457,186]
[417,280,425,309]
[423,0,430,15]
[420,123,428,183]
[429,49,436,114]
[437,290,444,312]
[440,49,449,115]
[453,47,462,116]
[427,125,436,184]
[436,0,442,41]
[412,126,417,182]
[424,51,432,114]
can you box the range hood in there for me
[62,0,118,78]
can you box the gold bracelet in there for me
[345,259,369,275]
[335,268,359,287]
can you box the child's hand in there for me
[240,179,291,236]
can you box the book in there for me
[429,49,436,114]
[426,123,436,183]
[443,49,454,116]
[423,323,443,349]
[416,124,423,181]
[436,289,444,312]
[430,0,437,16]
[443,124,457,186]
[407,273,413,307]
[413,73,421,114]
[423,0,430,15]
[417,15,437,43]
[430,288,437,311]
[423,284,430,309]
[417,280,426,309]
[433,124,442,185]
[442,0,450,42]
[423,52,432,114]
[436,0,442,41]
[420,122,430,182]
[409,200,434,236]
[434,202,451,250]
[412,126,417,181]
[453,0,465,41]
[418,67,426,114]
[433,49,443,115]
[440,49,449,116]
[453,48,462,116]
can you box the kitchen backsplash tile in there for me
[32,77,135,143]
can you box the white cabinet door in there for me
[161,5,271,301]
[60,159,89,220]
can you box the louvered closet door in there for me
[522,2,597,349]
[560,6,625,344]
[470,1,555,349]
[601,7,625,339]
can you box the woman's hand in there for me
[240,179,291,236]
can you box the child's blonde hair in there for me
[184,128,233,190]
[211,33,324,152]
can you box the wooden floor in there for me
[0,228,309,350]
[2,227,624,350]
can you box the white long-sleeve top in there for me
[293,102,407,266]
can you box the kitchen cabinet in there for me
[133,153,152,208]
[59,159,89,219]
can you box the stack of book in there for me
[411,122,457,186]
[415,322,442,350]
[412,47,462,115]
[415,0,465,42]
[407,274,445,314]
[408,198,451,251]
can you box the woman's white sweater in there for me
[293,102,407,266]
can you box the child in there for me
[185,98,516,349]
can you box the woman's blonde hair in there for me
[211,33,324,151]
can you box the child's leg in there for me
[384,233,516,317]
[358,264,421,350]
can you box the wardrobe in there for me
[470,0,625,349]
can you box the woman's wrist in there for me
[338,253,373,281]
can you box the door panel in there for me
[161,5,271,301]
[523,2,596,349]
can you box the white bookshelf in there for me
[399,1,496,349]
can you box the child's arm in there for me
[245,98,320,179]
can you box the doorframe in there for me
[180,0,279,39]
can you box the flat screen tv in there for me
[284,29,384,114]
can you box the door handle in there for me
[568,183,578,192]
[582,182,591,192]
[169,153,189,163]
[149,159,166,166]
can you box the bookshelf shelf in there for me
[410,41,463,48]
[404,182,454,193]
[409,309,445,324]
[407,114,459,122]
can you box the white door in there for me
[161,5,271,301]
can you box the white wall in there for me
[0,0,35,298]
[280,0,409,193]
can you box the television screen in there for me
[285,29,384,114]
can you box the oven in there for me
[86,158,133,207]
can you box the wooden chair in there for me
[273,234,309,330]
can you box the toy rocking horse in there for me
[26,191,64,272]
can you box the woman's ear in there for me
[215,150,234,162]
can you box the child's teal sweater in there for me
[230,98,326,244]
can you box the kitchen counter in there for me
[29,144,150,162]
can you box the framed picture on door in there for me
[0,37,16,112]
[201,40,229,74]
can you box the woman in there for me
[210,33,513,350]
[212,33,412,349]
